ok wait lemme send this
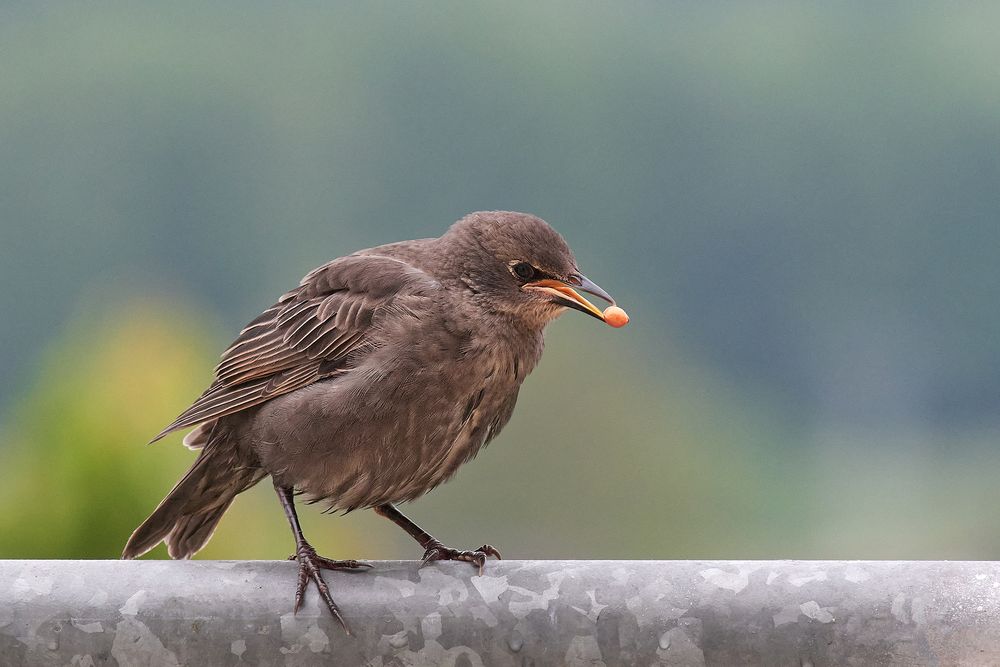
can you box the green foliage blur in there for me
[0,298,392,560]
[3,2,1000,560]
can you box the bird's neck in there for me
[368,236,549,360]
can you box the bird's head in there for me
[440,211,627,330]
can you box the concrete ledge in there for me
[2,560,999,665]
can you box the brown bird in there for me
[122,211,628,632]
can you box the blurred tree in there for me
[0,298,382,560]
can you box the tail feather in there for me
[165,500,236,559]
[123,444,264,560]
[181,421,214,451]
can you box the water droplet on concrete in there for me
[658,631,671,650]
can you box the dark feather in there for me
[150,254,436,442]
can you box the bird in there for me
[122,210,628,633]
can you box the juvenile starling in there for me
[123,211,628,632]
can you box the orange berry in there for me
[603,305,629,328]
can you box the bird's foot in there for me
[420,539,502,575]
[290,543,371,634]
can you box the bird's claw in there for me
[290,543,370,635]
[420,541,502,575]
[288,550,372,570]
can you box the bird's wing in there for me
[151,254,437,442]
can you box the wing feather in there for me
[150,253,436,442]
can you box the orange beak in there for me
[523,274,616,323]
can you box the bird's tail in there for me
[122,435,265,560]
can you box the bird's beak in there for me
[523,274,615,322]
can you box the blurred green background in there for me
[2,2,1000,561]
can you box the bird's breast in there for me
[249,326,541,510]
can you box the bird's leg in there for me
[373,503,501,575]
[273,481,370,634]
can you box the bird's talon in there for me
[290,543,354,633]
[313,555,371,571]
[420,541,502,574]
[419,548,441,568]
[477,544,503,560]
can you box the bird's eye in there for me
[512,262,536,281]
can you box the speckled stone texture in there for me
[2,560,1000,665]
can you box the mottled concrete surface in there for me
[2,560,1000,665]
